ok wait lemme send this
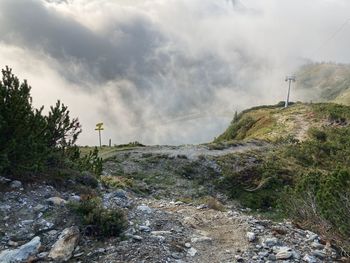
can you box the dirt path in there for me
[100,141,267,161]
[148,200,250,263]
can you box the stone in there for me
[33,204,47,212]
[191,236,212,243]
[185,243,191,248]
[187,247,197,257]
[171,252,183,259]
[312,250,326,259]
[258,251,269,258]
[0,236,41,263]
[136,205,152,214]
[68,195,81,203]
[132,235,143,241]
[267,254,276,261]
[0,176,11,184]
[37,252,49,259]
[275,247,293,260]
[262,237,279,247]
[246,232,256,242]
[303,254,318,263]
[276,250,292,260]
[35,218,54,232]
[10,181,22,189]
[8,241,18,247]
[151,231,171,235]
[114,189,128,199]
[311,241,324,249]
[46,197,67,206]
[48,226,80,262]
[235,255,244,262]
[139,226,151,232]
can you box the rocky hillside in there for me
[1,101,350,262]
[295,62,350,105]
[0,143,341,262]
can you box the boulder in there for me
[47,197,67,206]
[10,181,22,189]
[246,232,256,242]
[48,226,80,262]
[136,205,152,214]
[0,236,41,263]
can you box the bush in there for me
[282,169,350,254]
[70,197,128,237]
[101,175,133,189]
[0,66,82,177]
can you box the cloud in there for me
[0,0,349,145]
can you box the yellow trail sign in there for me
[95,122,104,131]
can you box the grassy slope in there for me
[215,102,327,143]
[214,102,350,253]
[295,62,350,105]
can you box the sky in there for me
[0,0,350,145]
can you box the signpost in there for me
[95,122,104,147]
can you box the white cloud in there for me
[1,0,350,145]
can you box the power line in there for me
[311,17,350,57]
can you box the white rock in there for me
[10,180,22,189]
[191,236,212,243]
[303,254,318,263]
[46,197,67,206]
[187,247,198,257]
[48,226,79,262]
[276,247,293,260]
[246,232,256,242]
[0,236,41,263]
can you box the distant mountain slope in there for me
[295,62,350,105]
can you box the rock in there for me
[151,231,171,235]
[262,237,279,247]
[136,205,152,214]
[7,241,18,247]
[171,252,183,259]
[311,241,324,249]
[246,232,256,242]
[303,254,318,263]
[34,218,54,232]
[0,236,41,263]
[276,250,293,260]
[187,247,197,257]
[37,252,49,259]
[68,195,81,203]
[312,250,326,259]
[132,235,143,241]
[48,226,80,262]
[47,197,67,206]
[184,243,191,248]
[0,176,11,184]
[235,255,244,262]
[10,181,22,189]
[139,226,151,232]
[114,189,128,199]
[191,236,212,243]
[21,220,34,225]
[33,204,47,212]
[258,251,269,258]
[267,254,276,261]
[196,204,207,210]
